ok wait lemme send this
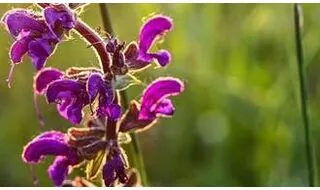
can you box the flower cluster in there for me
[2,3,184,187]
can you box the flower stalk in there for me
[98,3,148,186]
[293,3,316,186]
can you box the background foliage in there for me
[0,3,320,186]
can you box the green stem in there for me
[98,3,148,186]
[293,3,316,186]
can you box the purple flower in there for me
[1,5,75,86]
[125,15,173,71]
[34,67,64,94]
[119,77,184,132]
[46,78,90,125]
[44,4,76,38]
[22,131,81,186]
[87,73,121,120]
[34,67,121,124]
[139,77,184,120]
[103,149,128,187]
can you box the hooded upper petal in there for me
[22,131,77,164]
[137,15,173,67]
[2,9,44,37]
[34,67,64,94]
[139,77,184,120]
[44,4,76,38]
[46,79,86,103]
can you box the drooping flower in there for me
[22,131,82,186]
[1,4,76,86]
[119,77,184,133]
[124,15,173,71]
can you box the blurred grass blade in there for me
[293,3,316,187]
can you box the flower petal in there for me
[149,49,171,67]
[22,131,72,163]
[9,36,32,64]
[2,9,44,37]
[86,73,103,102]
[46,79,85,103]
[44,5,75,38]
[98,103,121,120]
[153,98,175,117]
[48,156,69,186]
[139,77,184,120]
[124,41,150,70]
[119,101,156,133]
[66,101,84,125]
[35,130,65,141]
[28,38,55,70]
[34,67,64,94]
[102,161,116,187]
[56,96,84,125]
[138,15,173,66]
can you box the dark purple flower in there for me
[22,131,81,186]
[1,5,75,87]
[125,15,173,71]
[103,149,128,187]
[87,73,121,120]
[119,77,184,132]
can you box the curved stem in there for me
[99,3,148,186]
[293,3,316,186]
[37,3,111,73]
[74,20,111,73]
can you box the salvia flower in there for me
[1,4,76,86]
[34,67,122,124]
[22,131,82,186]
[119,77,184,133]
[124,15,173,71]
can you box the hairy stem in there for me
[294,3,316,186]
[98,3,148,186]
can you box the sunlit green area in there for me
[0,3,320,186]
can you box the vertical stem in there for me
[99,4,148,186]
[294,3,316,186]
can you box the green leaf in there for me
[85,149,107,181]
[112,74,142,91]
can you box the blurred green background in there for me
[0,3,320,187]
